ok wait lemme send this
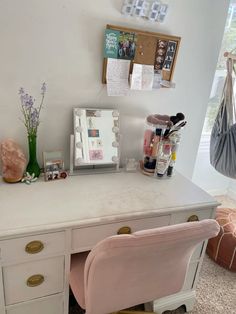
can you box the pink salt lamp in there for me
[0,139,27,183]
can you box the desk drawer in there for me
[3,256,64,305]
[0,232,65,263]
[72,215,170,252]
[6,294,64,314]
[170,208,213,224]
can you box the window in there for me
[202,0,236,135]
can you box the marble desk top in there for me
[0,171,219,238]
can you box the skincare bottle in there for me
[167,151,176,177]
[151,128,162,158]
[155,140,172,177]
[143,129,153,156]
[166,132,181,177]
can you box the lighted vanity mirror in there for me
[73,108,120,168]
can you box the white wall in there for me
[192,135,231,195]
[0,0,230,178]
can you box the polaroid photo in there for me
[156,4,168,22]
[159,4,168,14]
[133,7,142,16]
[124,0,136,5]
[149,10,159,21]
[158,13,166,23]
[122,5,133,15]
[122,0,136,15]
[151,2,160,12]
[136,0,145,8]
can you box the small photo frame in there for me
[43,151,67,181]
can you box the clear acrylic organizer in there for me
[142,121,181,178]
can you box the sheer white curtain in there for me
[192,1,236,194]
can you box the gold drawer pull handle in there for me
[187,215,199,222]
[117,226,132,235]
[27,274,44,287]
[25,241,44,254]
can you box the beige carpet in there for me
[161,254,236,314]
[189,255,236,314]
[189,195,236,314]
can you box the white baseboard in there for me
[206,188,228,196]
[227,188,236,201]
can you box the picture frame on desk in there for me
[43,150,67,181]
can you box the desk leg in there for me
[64,230,72,314]
[0,265,6,314]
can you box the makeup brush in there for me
[164,113,185,136]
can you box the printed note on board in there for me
[131,64,154,91]
[106,58,130,96]
[142,65,154,90]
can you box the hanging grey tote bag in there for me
[210,58,236,178]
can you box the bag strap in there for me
[227,58,236,124]
[219,58,236,132]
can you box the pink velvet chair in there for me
[70,219,220,314]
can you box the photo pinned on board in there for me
[104,29,137,61]
[117,31,137,60]
[162,40,177,71]
[154,39,168,71]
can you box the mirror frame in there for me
[70,108,121,175]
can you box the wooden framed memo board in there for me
[102,24,181,85]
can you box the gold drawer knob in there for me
[26,274,44,287]
[117,226,132,235]
[25,241,44,254]
[187,215,199,222]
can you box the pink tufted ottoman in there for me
[206,208,236,272]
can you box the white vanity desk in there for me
[0,172,219,314]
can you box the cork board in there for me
[134,35,157,65]
[102,24,181,85]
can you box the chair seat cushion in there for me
[206,208,236,271]
[70,251,90,309]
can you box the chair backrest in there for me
[84,219,220,314]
